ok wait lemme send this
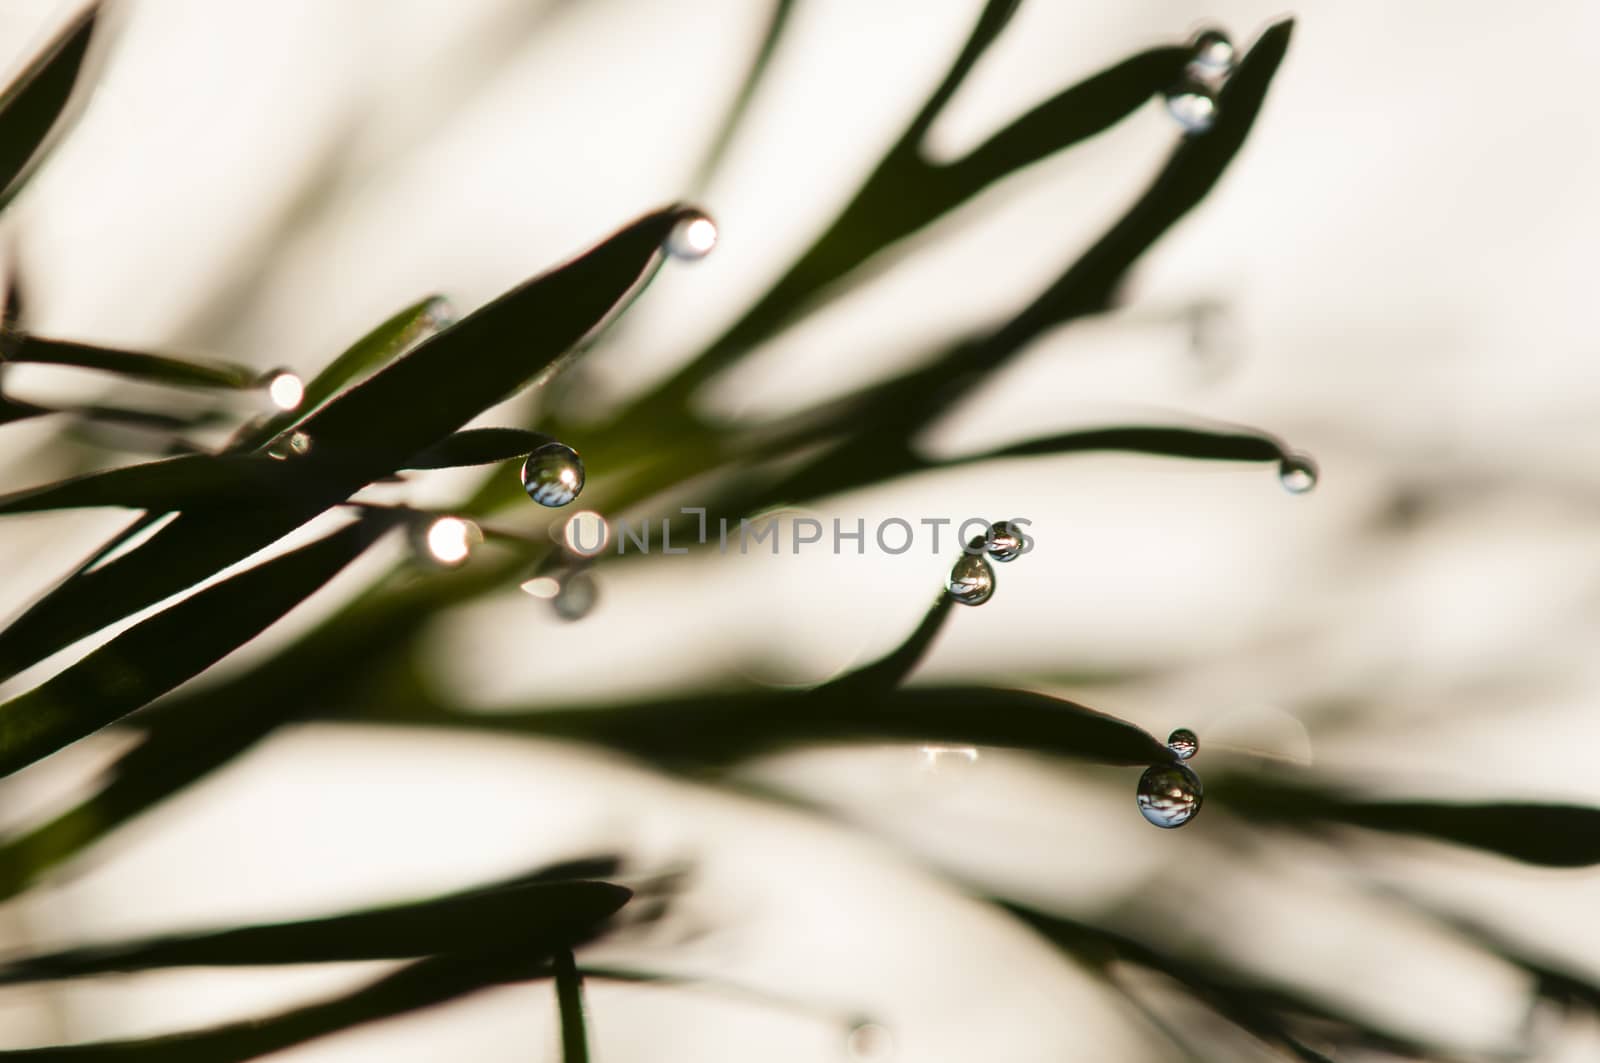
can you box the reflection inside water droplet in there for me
[1136,763,1203,828]
[1188,28,1235,80]
[264,369,305,411]
[1166,727,1199,760]
[1164,83,1217,134]
[423,295,456,330]
[946,552,994,606]
[552,569,598,621]
[846,1021,894,1061]
[985,521,1026,563]
[666,209,718,260]
[1278,452,1318,494]
[521,442,585,507]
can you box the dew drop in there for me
[846,1021,894,1061]
[520,442,585,507]
[552,569,598,621]
[1166,727,1199,760]
[1278,452,1318,494]
[985,521,1026,563]
[266,430,312,459]
[423,295,456,331]
[1187,28,1235,80]
[1164,82,1217,135]
[520,575,560,599]
[665,209,718,261]
[946,552,994,606]
[262,368,305,411]
[1136,763,1203,828]
[563,510,610,557]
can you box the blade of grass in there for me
[553,950,590,1063]
[0,3,100,208]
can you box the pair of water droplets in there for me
[1164,29,1235,135]
[1137,727,1203,828]
[945,521,1027,606]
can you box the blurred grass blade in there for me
[949,425,1290,466]
[0,206,687,683]
[691,0,797,190]
[8,336,261,390]
[0,512,393,778]
[553,950,590,1063]
[0,3,99,209]
[0,951,559,1062]
[404,427,557,470]
[0,876,629,983]
[820,590,953,695]
[232,295,449,450]
[0,454,269,515]
[1215,774,1600,867]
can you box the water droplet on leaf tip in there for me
[946,552,994,606]
[552,569,598,621]
[1164,83,1217,135]
[266,430,312,459]
[520,441,585,507]
[1166,727,1199,760]
[423,296,456,330]
[986,521,1026,563]
[1136,763,1203,828]
[1188,28,1235,79]
[666,209,718,261]
[1278,452,1318,494]
[263,368,304,411]
[520,575,560,599]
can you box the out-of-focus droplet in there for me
[666,209,718,261]
[919,744,979,771]
[552,569,598,621]
[1136,763,1203,828]
[846,1021,894,1061]
[1164,83,1217,135]
[263,368,305,411]
[1187,28,1235,80]
[1278,452,1318,494]
[986,521,1026,563]
[418,516,476,567]
[946,552,994,606]
[1166,727,1199,760]
[266,430,312,459]
[520,575,560,599]
[521,441,584,507]
[563,510,610,557]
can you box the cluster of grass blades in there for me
[3,3,1598,1060]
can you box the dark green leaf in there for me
[818,589,953,696]
[0,4,99,208]
[0,512,393,778]
[0,875,629,983]
[0,206,684,683]
[553,950,590,1063]
[403,427,556,470]
[951,424,1289,466]
[0,454,276,515]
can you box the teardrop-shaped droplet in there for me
[262,367,305,411]
[520,442,585,507]
[552,569,598,621]
[1278,452,1318,494]
[985,521,1027,563]
[947,552,994,606]
[1166,727,1199,760]
[665,209,718,261]
[1164,82,1217,135]
[1187,28,1235,81]
[266,430,312,459]
[1136,763,1203,828]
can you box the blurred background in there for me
[2,0,1600,1059]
